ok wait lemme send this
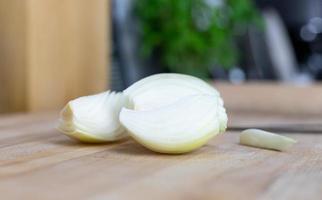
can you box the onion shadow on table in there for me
[108,140,217,158]
[50,134,129,148]
[108,141,162,156]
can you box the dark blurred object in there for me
[242,9,301,82]
[256,0,322,81]
[112,0,166,89]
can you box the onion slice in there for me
[119,95,224,154]
[57,91,127,142]
[240,129,297,151]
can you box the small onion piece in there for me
[57,91,127,142]
[240,129,297,151]
[120,95,224,154]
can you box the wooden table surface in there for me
[0,112,322,200]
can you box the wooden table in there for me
[0,112,322,200]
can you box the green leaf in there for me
[134,0,262,78]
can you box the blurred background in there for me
[112,0,322,89]
[1,0,322,114]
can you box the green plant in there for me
[134,0,262,78]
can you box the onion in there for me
[57,91,127,142]
[120,95,224,154]
[124,73,227,132]
[57,73,228,153]
[240,129,297,151]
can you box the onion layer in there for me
[57,91,127,142]
[120,95,224,154]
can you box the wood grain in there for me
[27,0,109,111]
[0,0,109,113]
[0,112,322,200]
[214,82,322,116]
[0,0,27,113]
[229,112,322,133]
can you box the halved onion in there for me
[57,91,127,142]
[124,73,227,132]
[119,95,224,154]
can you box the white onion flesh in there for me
[57,91,127,142]
[240,129,297,151]
[124,73,227,132]
[124,73,220,110]
[120,95,224,154]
